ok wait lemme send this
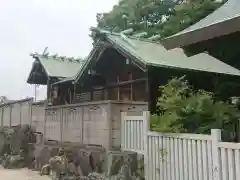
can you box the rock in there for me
[87,172,104,180]
[2,154,25,169]
[68,162,77,174]
[74,152,92,176]
[34,146,51,170]
[40,164,50,175]
[76,164,84,176]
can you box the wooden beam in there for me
[108,78,147,88]
[76,78,147,93]
[73,82,76,103]
[146,70,150,111]
[130,73,133,100]
[47,78,51,105]
[117,76,120,100]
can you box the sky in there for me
[0,0,118,101]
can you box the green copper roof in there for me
[27,54,85,84]
[163,0,240,48]
[106,33,240,76]
[37,55,84,78]
[55,27,240,85]
[172,0,240,37]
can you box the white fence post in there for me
[211,129,221,180]
[143,111,150,180]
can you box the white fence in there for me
[121,111,240,180]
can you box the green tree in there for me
[150,76,240,141]
[96,0,224,38]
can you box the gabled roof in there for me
[54,27,240,86]
[162,0,240,49]
[106,32,240,76]
[27,53,85,85]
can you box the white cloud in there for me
[0,0,118,100]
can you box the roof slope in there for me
[37,55,84,78]
[163,0,240,48]
[172,0,240,37]
[27,54,85,84]
[106,33,240,76]
[55,28,240,86]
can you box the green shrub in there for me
[151,76,240,140]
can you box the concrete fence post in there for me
[1,108,3,127]
[211,129,221,180]
[29,102,32,126]
[44,109,47,141]
[60,108,63,142]
[121,112,127,149]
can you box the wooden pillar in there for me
[145,69,151,111]
[9,105,12,127]
[117,76,120,100]
[19,103,22,125]
[90,90,93,101]
[47,78,51,105]
[129,73,133,100]
[60,108,63,142]
[47,78,52,106]
[68,88,72,104]
[73,82,76,103]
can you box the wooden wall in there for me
[74,48,148,104]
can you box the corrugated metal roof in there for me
[163,0,240,47]
[107,33,240,76]
[37,56,84,78]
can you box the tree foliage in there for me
[150,76,240,140]
[96,0,225,38]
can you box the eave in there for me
[162,16,240,49]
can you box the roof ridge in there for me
[109,31,162,45]
[30,52,85,63]
[91,27,162,45]
[127,35,162,45]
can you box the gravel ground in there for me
[0,166,51,180]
